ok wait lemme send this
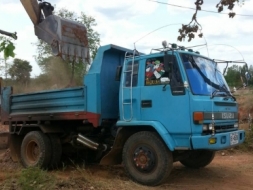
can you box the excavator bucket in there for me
[20,0,89,63]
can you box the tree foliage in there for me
[224,65,241,87]
[224,64,252,88]
[0,36,15,60]
[248,65,253,85]
[8,58,32,84]
[178,0,245,42]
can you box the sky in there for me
[0,0,253,77]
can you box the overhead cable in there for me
[148,0,253,17]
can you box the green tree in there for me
[248,65,253,86]
[0,36,16,78]
[0,37,15,60]
[9,58,32,84]
[224,65,241,87]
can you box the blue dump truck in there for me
[0,43,245,186]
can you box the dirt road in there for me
[163,151,253,190]
[1,123,252,189]
[1,149,253,190]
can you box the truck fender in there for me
[117,121,176,151]
[100,121,175,165]
[100,127,133,165]
[143,121,176,151]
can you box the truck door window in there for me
[170,57,183,87]
[145,57,166,85]
[125,61,139,87]
[169,55,185,95]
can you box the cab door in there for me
[120,59,141,121]
[140,55,192,149]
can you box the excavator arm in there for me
[20,0,89,62]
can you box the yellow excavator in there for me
[20,0,89,62]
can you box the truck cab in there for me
[99,43,245,185]
[118,45,244,151]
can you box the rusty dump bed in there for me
[0,86,88,125]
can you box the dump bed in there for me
[0,45,136,127]
[1,86,88,124]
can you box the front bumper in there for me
[191,130,245,150]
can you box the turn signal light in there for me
[193,112,204,124]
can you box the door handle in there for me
[141,100,152,108]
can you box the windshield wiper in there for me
[210,89,219,99]
[210,89,227,99]
[211,85,236,101]
[220,86,236,101]
[188,56,236,101]
[223,95,236,101]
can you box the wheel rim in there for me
[133,146,156,172]
[26,140,40,164]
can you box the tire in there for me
[48,134,62,169]
[122,131,173,186]
[180,150,215,168]
[21,131,52,169]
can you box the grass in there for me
[235,88,253,151]
[236,129,253,151]
[17,167,56,190]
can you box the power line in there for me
[148,0,253,17]
[134,23,182,44]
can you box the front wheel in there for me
[122,131,173,186]
[180,150,215,168]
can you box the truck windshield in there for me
[180,53,230,96]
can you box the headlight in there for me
[209,124,213,130]
[203,124,208,131]
[234,123,239,128]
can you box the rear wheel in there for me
[122,131,173,186]
[21,131,52,169]
[48,134,62,169]
[180,150,215,168]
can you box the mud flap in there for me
[9,134,23,162]
[100,128,133,165]
[0,132,9,150]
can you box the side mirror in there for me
[163,54,173,73]
[160,77,170,84]
[115,66,122,81]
